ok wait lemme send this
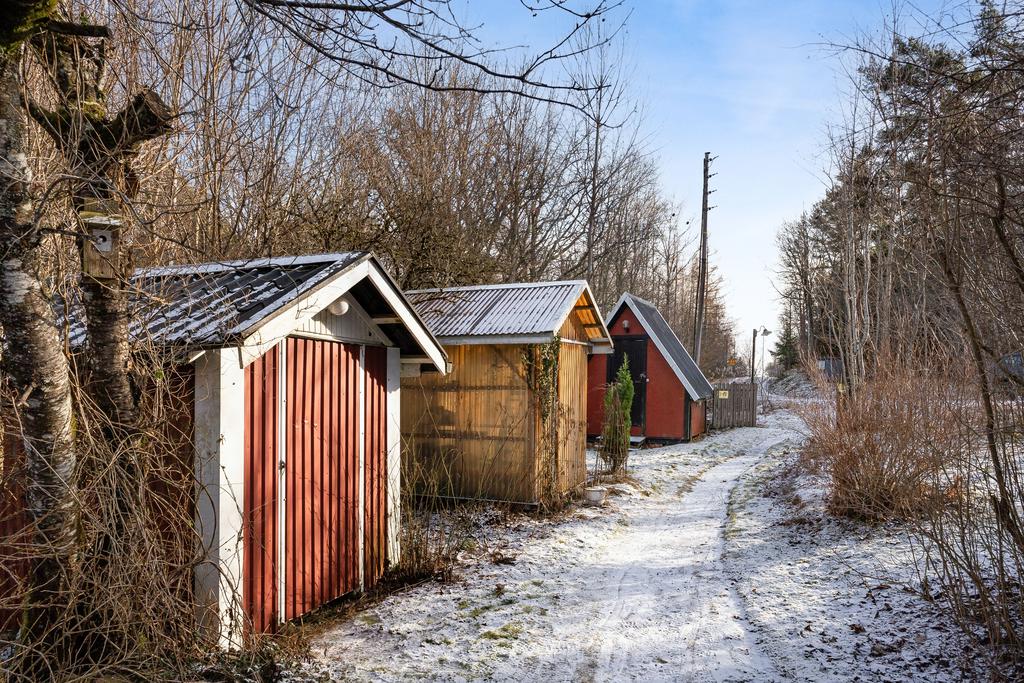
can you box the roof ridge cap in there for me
[135,252,367,278]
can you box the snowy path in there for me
[565,451,783,682]
[312,415,800,682]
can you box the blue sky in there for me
[461,0,950,345]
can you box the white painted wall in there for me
[194,347,245,648]
[385,346,401,566]
[295,294,384,344]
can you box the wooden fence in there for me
[710,383,756,429]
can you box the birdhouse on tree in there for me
[80,198,121,279]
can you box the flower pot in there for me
[583,486,607,507]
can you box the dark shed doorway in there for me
[608,336,648,430]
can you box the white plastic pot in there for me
[583,486,608,506]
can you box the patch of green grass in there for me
[468,603,498,618]
[357,613,382,626]
[424,635,453,646]
[456,599,471,610]
[480,622,524,641]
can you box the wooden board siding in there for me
[558,299,590,342]
[643,339,686,441]
[402,344,538,503]
[564,292,603,342]
[283,337,363,622]
[244,338,387,632]
[711,383,756,429]
[556,342,588,494]
[295,303,379,345]
[404,337,590,505]
[243,347,279,633]
[586,352,608,438]
[362,345,388,586]
[151,366,196,609]
[689,399,707,438]
[0,367,196,635]
[590,304,698,442]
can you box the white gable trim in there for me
[609,294,704,401]
[237,260,372,367]
[234,257,447,373]
[364,266,448,374]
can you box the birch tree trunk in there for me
[0,51,79,642]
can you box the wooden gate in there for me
[710,383,756,429]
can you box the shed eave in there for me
[228,254,446,374]
[590,338,614,355]
[436,333,557,347]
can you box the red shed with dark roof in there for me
[587,293,713,443]
[1,253,447,644]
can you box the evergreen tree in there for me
[771,310,800,372]
[601,358,635,473]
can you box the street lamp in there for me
[750,326,772,385]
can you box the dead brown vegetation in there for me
[798,359,971,522]
[778,3,1024,672]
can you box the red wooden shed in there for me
[587,293,713,443]
[1,252,447,645]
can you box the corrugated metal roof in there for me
[406,281,608,343]
[67,253,368,349]
[610,293,715,400]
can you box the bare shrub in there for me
[394,450,475,585]
[799,357,969,521]
[0,352,213,680]
[911,383,1024,673]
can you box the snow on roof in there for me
[406,281,611,347]
[608,293,715,400]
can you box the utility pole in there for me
[750,327,757,386]
[693,152,715,365]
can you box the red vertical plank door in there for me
[243,347,278,634]
[243,338,388,631]
[283,338,365,623]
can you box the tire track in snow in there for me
[572,432,791,682]
[312,419,802,682]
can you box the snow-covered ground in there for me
[769,370,819,399]
[307,408,972,681]
[725,415,977,682]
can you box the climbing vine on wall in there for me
[525,338,561,508]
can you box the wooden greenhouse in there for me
[402,282,612,506]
